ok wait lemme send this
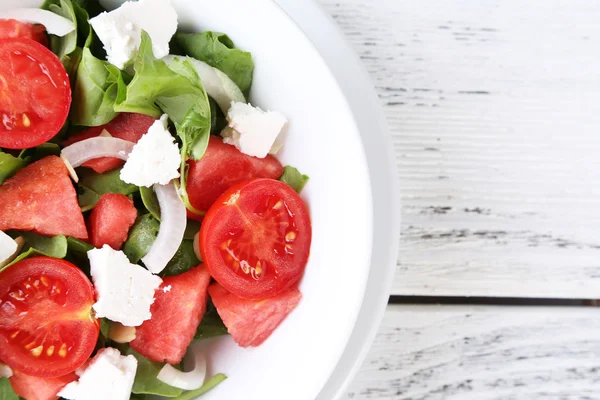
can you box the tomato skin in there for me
[0,257,99,378]
[209,283,301,347]
[0,20,48,46]
[0,38,71,149]
[62,113,157,173]
[9,370,77,400]
[186,137,284,221]
[130,266,211,364]
[88,193,138,250]
[0,156,88,239]
[200,179,311,299]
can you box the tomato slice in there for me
[200,179,311,299]
[0,20,48,46]
[0,38,71,149]
[186,137,284,220]
[0,257,98,377]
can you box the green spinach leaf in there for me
[175,31,254,94]
[0,377,18,400]
[18,143,61,162]
[123,214,160,263]
[0,151,27,184]
[161,240,198,277]
[67,236,94,255]
[279,166,309,193]
[194,299,227,340]
[78,185,102,211]
[171,374,227,400]
[78,167,138,196]
[129,350,183,398]
[49,0,78,59]
[140,186,160,221]
[1,234,68,272]
[100,318,111,338]
[183,220,201,240]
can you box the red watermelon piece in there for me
[88,193,137,250]
[130,266,211,364]
[186,137,283,221]
[209,283,302,347]
[0,156,87,239]
[10,370,77,400]
[63,113,156,174]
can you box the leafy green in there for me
[72,48,125,126]
[172,374,227,400]
[140,187,160,221]
[78,167,138,196]
[0,377,18,400]
[194,299,227,340]
[100,318,111,338]
[0,151,27,184]
[161,240,199,277]
[78,186,102,211]
[18,143,61,162]
[67,236,94,255]
[123,214,160,263]
[175,31,254,94]
[129,350,183,398]
[1,234,68,272]
[49,0,77,59]
[279,166,310,193]
[183,220,201,240]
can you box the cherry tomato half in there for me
[0,257,98,377]
[0,38,71,149]
[200,179,311,299]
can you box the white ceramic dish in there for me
[99,1,399,399]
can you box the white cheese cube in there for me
[120,114,181,187]
[89,245,162,327]
[90,0,177,69]
[221,102,287,158]
[59,348,137,400]
[0,231,18,266]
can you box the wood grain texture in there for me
[317,0,600,297]
[343,305,600,399]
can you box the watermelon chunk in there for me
[130,266,211,364]
[63,113,156,174]
[0,156,87,239]
[88,193,137,250]
[10,370,77,400]
[209,283,302,347]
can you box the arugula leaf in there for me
[123,214,160,263]
[171,374,227,400]
[161,240,199,277]
[0,377,18,400]
[0,151,27,184]
[279,166,310,193]
[72,48,125,126]
[175,31,254,94]
[129,350,183,397]
[78,167,138,196]
[194,299,227,340]
[1,234,68,272]
[140,187,161,221]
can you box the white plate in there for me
[100,1,400,399]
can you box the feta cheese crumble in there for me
[89,0,177,69]
[59,348,137,400]
[221,102,287,158]
[0,230,18,266]
[120,114,181,187]
[89,245,162,327]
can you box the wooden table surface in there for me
[315,0,600,398]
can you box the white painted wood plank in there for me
[318,0,600,297]
[344,305,600,399]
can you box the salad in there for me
[0,0,312,399]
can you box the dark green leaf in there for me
[0,151,27,184]
[78,186,102,211]
[175,31,254,94]
[0,377,19,400]
[1,234,68,272]
[18,143,61,162]
[100,318,111,338]
[161,240,199,277]
[140,187,161,221]
[183,220,201,240]
[209,97,227,135]
[194,299,227,340]
[78,167,138,196]
[129,350,183,397]
[171,374,227,400]
[279,166,309,193]
[67,236,94,255]
[123,214,160,263]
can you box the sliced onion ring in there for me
[157,342,207,390]
[61,137,134,168]
[61,153,79,183]
[0,234,23,269]
[0,362,13,378]
[0,9,75,36]
[142,182,186,274]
